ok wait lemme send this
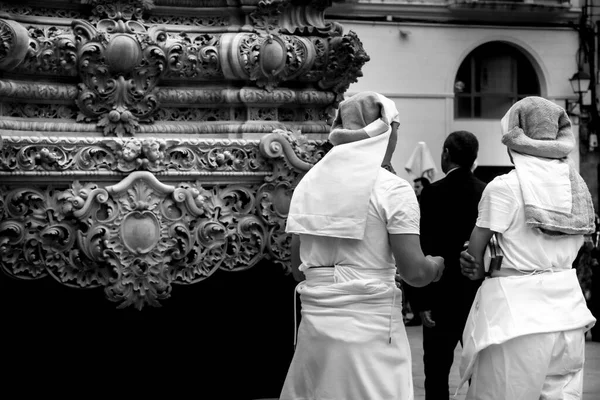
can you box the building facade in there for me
[327,0,598,207]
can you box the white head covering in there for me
[500,97,594,235]
[404,141,437,181]
[286,92,400,240]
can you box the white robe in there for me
[458,269,596,392]
[280,266,414,400]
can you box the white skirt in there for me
[280,266,413,400]
[458,269,596,393]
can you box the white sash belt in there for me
[293,265,400,347]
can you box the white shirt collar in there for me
[446,167,460,176]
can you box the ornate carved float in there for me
[0,0,368,309]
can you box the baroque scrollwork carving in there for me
[146,14,228,27]
[0,3,84,20]
[162,32,222,79]
[1,103,78,119]
[0,136,272,174]
[0,131,329,309]
[237,32,314,91]
[72,19,167,135]
[249,0,286,33]
[18,26,78,75]
[318,30,370,101]
[0,4,369,125]
[249,0,343,37]
[0,18,31,70]
[84,0,155,23]
[0,0,361,310]
[0,79,79,101]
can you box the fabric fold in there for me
[457,269,596,393]
[286,92,400,240]
[404,141,437,181]
[286,129,390,239]
[500,97,595,235]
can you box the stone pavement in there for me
[405,325,600,400]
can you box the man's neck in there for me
[445,165,461,176]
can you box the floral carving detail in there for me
[0,185,114,286]
[319,30,370,103]
[0,4,83,19]
[107,138,167,171]
[18,26,78,75]
[72,19,167,135]
[147,15,228,27]
[84,0,155,23]
[0,0,369,311]
[0,131,331,308]
[154,107,234,121]
[162,32,222,79]
[278,0,344,37]
[238,32,312,92]
[301,37,327,81]
[0,79,79,101]
[261,128,328,169]
[0,20,15,60]
[0,137,272,174]
[249,0,288,32]
[2,103,78,119]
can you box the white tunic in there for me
[280,169,420,400]
[458,172,597,390]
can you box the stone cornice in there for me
[326,1,581,25]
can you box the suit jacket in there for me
[408,167,486,326]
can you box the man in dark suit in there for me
[408,131,486,400]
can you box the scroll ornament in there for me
[0,2,369,135]
[0,130,329,309]
[72,19,168,135]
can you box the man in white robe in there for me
[280,91,445,400]
[459,96,596,400]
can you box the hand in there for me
[426,255,445,282]
[420,310,435,328]
[394,273,403,289]
[460,250,484,280]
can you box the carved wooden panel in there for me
[0,0,360,308]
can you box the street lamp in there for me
[569,70,591,98]
[566,70,591,120]
[569,70,597,150]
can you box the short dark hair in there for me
[443,130,479,169]
[413,177,431,186]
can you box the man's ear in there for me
[442,147,449,160]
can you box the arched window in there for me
[454,42,540,119]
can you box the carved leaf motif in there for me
[162,33,222,79]
[0,133,332,307]
[74,146,116,170]
[319,30,370,103]
[0,20,15,60]
[86,0,154,22]
[19,26,77,75]
[249,0,287,32]
[71,19,167,136]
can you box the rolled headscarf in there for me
[500,96,594,235]
[286,92,400,239]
